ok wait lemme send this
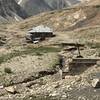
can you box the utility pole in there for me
[76,42,83,58]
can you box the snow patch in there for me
[65,0,72,6]
[14,16,19,21]
[78,0,90,2]
[18,0,22,5]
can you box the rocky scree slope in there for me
[0,0,27,23]
[16,0,100,16]
[80,0,100,5]
[12,5,100,31]
[16,0,80,16]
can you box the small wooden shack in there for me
[26,25,53,43]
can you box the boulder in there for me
[49,91,60,97]
[91,78,100,88]
[5,86,16,94]
[0,85,4,89]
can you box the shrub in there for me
[35,52,43,56]
[4,67,12,74]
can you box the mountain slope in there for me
[17,0,81,16]
[16,0,100,16]
[18,0,53,16]
[79,0,100,5]
[12,5,100,31]
[0,0,27,23]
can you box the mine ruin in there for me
[58,42,100,77]
[26,25,54,43]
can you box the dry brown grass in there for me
[7,5,100,32]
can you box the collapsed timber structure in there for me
[58,42,100,77]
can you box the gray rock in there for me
[91,78,100,88]
[49,91,60,97]
[0,85,4,89]
[5,86,16,94]
[0,0,27,23]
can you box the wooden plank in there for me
[71,58,100,64]
[71,62,97,64]
[73,58,100,60]
[61,43,84,47]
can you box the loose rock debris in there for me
[91,78,100,88]
[5,86,17,94]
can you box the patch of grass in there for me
[51,57,60,68]
[38,52,59,70]
[86,42,100,48]
[26,46,61,53]
[35,52,43,56]
[0,46,61,65]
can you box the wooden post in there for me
[76,42,83,58]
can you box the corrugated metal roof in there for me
[28,25,53,33]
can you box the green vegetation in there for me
[26,46,61,53]
[86,42,100,48]
[0,46,61,65]
[51,57,60,68]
